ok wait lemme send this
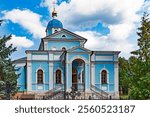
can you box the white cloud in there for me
[41,0,145,29]
[3,9,45,38]
[75,31,135,58]
[7,35,34,48]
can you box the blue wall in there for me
[48,41,80,50]
[95,63,114,92]
[17,66,26,91]
[53,32,75,39]
[31,61,49,91]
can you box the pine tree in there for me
[131,12,150,62]
[0,20,18,100]
[129,12,150,99]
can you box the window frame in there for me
[37,69,44,84]
[55,69,62,84]
[100,69,109,85]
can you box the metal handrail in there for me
[45,84,64,95]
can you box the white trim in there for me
[70,56,89,64]
[114,63,119,99]
[15,63,26,67]
[95,56,113,61]
[35,67,45,91]
[27,53,31,60]
[91,63,95,85]
[32,55,48,60]
[44,41,48,50]
[51,46,57,50]
[54,68,63,84]
[27,61,32,91]
[49,62,53,90]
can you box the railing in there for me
[34,84,109,100]
[35,84,64,100]
[72,83,85,92]
[90,84,109,99]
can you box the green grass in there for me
[120,95,129,100]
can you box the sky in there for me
[0,0,150,60]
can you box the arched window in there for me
[101,70,107,84]
[37,69,43,84]
[62,35,66,37]
[56,70,61,84]
[54,30,58,33]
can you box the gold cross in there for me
[53,0,57,9]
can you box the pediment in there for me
[68,46,91,53]
[43,29,87,41]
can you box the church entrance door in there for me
[72,59,85,91]
[72,67,78,91]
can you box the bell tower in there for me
[45,0,63,36]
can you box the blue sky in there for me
[0,0,150,59]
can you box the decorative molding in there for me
[32,55,48,60]
[70,56,89,64]
[53,55,60,60]
[95,56,113,61]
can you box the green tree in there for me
[119,57,130,95]
[131,12,150,62]
[129,12,150,99]
[0,20,18,100]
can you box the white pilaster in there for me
[114,62,119,99]
[27,61,32,91]
[85,63,90,92]
[49,62,53,90]
[27,53,32,91]
[44,42,48,50]
[49,53,54,90]
[91,63,95,85]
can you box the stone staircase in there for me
[90,84,109,99]
[33,84,109,100]
[35,84,64,100]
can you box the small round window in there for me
[54,30,58,33]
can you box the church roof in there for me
[43,28,87,42]
[67,46,91,53]
[46,19,63,29]
[14,57,27,63]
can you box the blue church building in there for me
[14,8,120,100]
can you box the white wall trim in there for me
[27,62,32,91]
[44,41,48,50]
[114,62,119,98]
[91,63,95,85]
[70,56,89,64]
[49,62,53,90]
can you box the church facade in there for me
[15,8,120,100]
